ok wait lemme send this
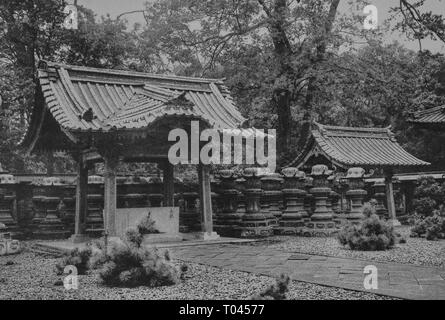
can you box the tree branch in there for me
[116,10,146,21]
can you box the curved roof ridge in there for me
[38,60,226,84]
[314,122,391,134]
[288,122,430,168]
[22,61,246,153]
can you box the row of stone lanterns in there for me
[0,161,394,239]
[214,165,382,238]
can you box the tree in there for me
[391,0,445,50]
[133,0,376,165]
[60,7,138,68]
[0,0,67,172]
[0,1,139,172]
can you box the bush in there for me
[411,214,445,241]
[56,224,184,288]
[251,274,290,300]
[412,197,437,217]
[97,242,180,288]
[137,214,159,235]
[125,228,144,247]
[93,224,181,288]
[55,247,93,275]
[413,176,445,216]
[337,215,397,251]
[362,202,377,218]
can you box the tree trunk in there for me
[269,0,340,164]
[269,0,294,161]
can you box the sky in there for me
[76,0,445,53]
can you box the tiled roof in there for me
[410,105,445,124]
[21,61,246,151]
[289,123,430,168]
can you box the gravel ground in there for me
[253,227,445,268]
[0,248,395,300]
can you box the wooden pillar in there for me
[384,170,401,227]
[162,161,174,207]
[104,156,119,236]
[198,164,219,239]
[71,157,89,243]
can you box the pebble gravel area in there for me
[0,247,395,300]
[254,227,445,268]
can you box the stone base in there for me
[0,239,21,256]
[276,219,305,235]
[275,226,303,236]
[85,227,105,238]
[302,221,339,237]
[143,233,183,244]
[1,225,24,240]
[33,230,71,240]
[70,233,90,244]
[387,219,401,227]
[334,214,348,226]
[182,231,220,241]
[203,232,220,241]
[213,225,242,237]
[240,226,274,238]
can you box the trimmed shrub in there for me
[55,247,93,275]
[337,215,397,251]
[413,197,438,217]
[251,274,290,300]
[97,242,180,287]
[93,224,181,288]
[137,214,159,235]
[125,228,144,247]
[362,202,376,218]
[411,214,445,241]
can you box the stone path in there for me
[171,243,445,300]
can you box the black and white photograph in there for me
[0,0,444,305]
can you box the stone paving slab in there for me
[171,244,445,300]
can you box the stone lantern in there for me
[60,180,76,234]
[278,167,307,235]
[240,168,274,238]
[0,223,21,256]
[147,176,164,207]
[260,173,283,226]
[234,177,247,217]
[0,167,19,237]
[33,177,69,239]
[214,169,242,237]
[118,175,149,209]
[344,167,368,224]
[373,181,388,218]
[304,164,337,237]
